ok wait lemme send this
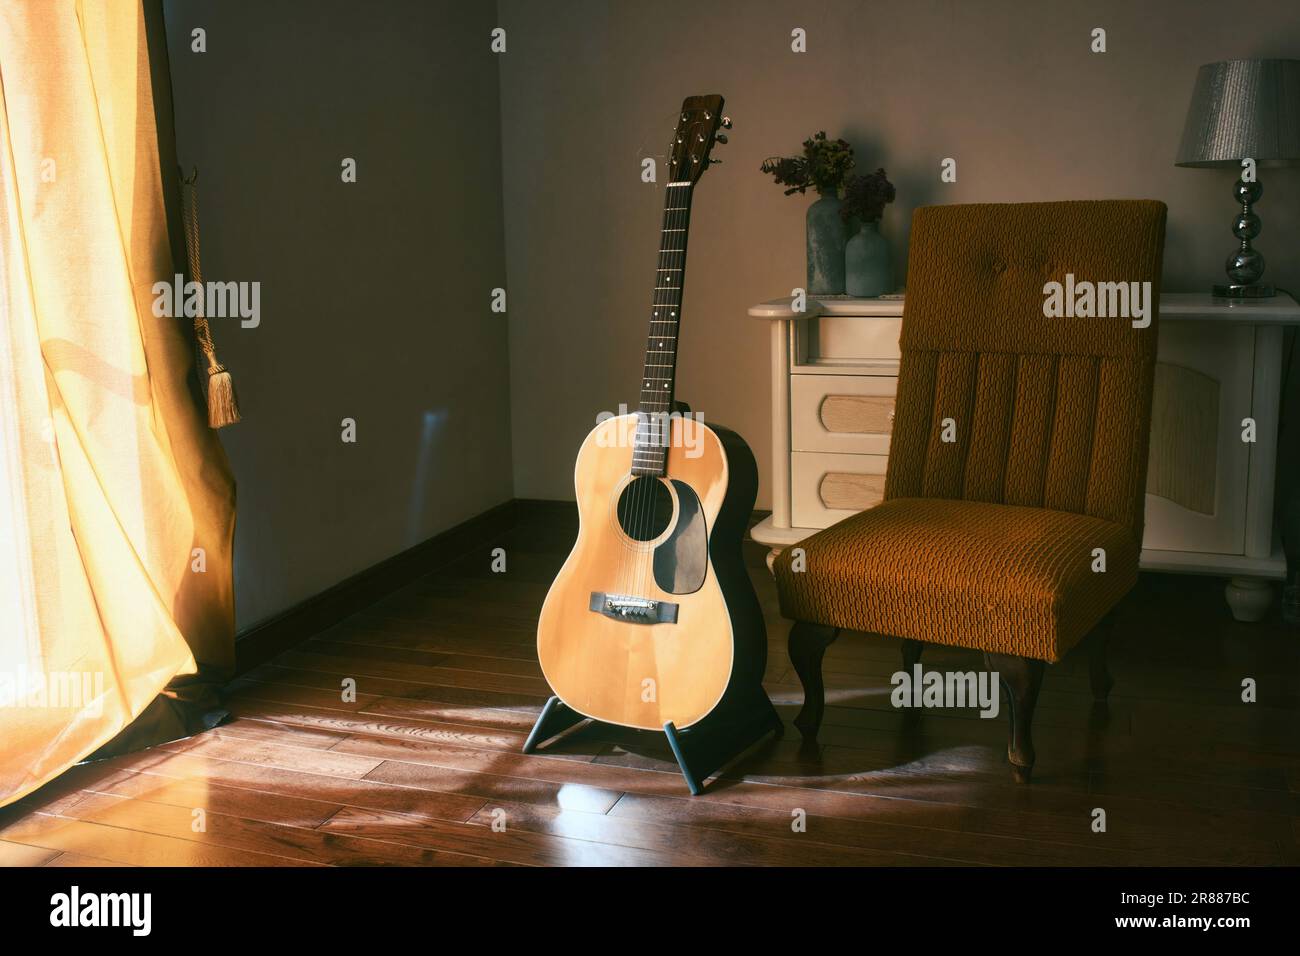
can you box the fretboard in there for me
[632,181,694,477]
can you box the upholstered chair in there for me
[774,200,1167,782]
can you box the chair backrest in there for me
[884,200,1167,539]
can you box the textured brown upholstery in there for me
[776,498,1139,661]
[776,200,1167,662]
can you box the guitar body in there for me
[537,413,765,731]
[528,94,777,790]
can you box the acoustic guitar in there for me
[534,95,774,750]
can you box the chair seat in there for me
[774,497,1139,662]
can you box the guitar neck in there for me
[633,181,694,477]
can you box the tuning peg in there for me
[720,116,733,129]
[715,133,728,145]
[709,158,722,165]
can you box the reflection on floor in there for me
[2,506,1297,866]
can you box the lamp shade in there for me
[1175,59,1300,168]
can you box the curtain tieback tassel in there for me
[181,168,241,428]
[205,363,240,429]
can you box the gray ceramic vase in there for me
[845,219,891,297]
[806,193,847,294]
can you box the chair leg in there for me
[1089,614,1115,702]
[985,652,1046,784]
[901,638,924,671]
[899,639,925,728]
[788,621,840,739]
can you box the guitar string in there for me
[639,175,689,600]
[628,164,683,600]
[626,178,671,598]
[636,191,669,599]
[654,181,690,598]
[629,175,677,598]
[624,155,681,601]
[618,161,675,599]
[649,178,686,597]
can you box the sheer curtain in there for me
[0,0,236,808]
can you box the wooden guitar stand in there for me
[527,384,777,794]
[523,687,783,796]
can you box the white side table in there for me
[749,292,1300,621]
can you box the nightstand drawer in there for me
[793,313,903,367]
[791,374,896,456]
[816,315,902,362]
[791,451,887,528]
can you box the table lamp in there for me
[1175,59,1300,298]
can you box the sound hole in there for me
[616,477,674,542]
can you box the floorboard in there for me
[3,507,1296,866]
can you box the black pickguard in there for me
[653,480,708,594]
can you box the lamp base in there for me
[1212,282,1275,298]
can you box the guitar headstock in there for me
[668,94,729,185]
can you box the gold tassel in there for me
[206,364,241,428]
[181,168,241,428]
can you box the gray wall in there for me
[162,0,1300,628]
[165,0,514,629]
[498,0,1300,506]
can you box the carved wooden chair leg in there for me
[1089,614,1115,702]
[901,638,925,671]
[788,621,840,739]
[985,652,1046,783]
[899,638,926,729]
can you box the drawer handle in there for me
[819,395,895,435]
[819,472,886,511]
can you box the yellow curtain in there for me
[0,0,236,808]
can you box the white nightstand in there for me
[749,292,1300,621]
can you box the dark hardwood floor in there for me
[2,505,1298,866]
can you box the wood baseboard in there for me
[513,497,579,522]
[234,498,771,676]
[234,499,520,674]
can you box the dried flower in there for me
[759,156,809,194]
[761,131,856,196]
[840,168,896,223]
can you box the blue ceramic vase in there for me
[845,219,891,297]
[806,193,847,294]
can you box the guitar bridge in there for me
[589,592,679,625]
